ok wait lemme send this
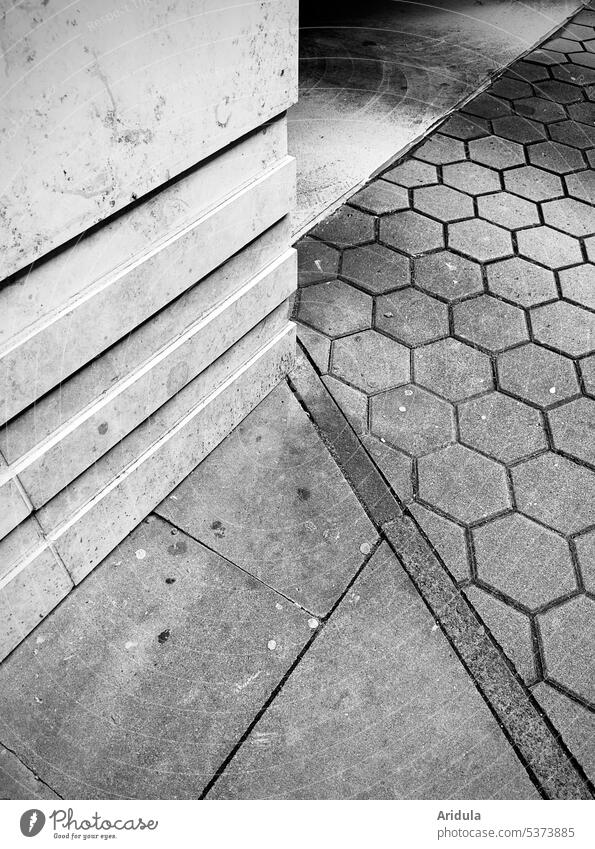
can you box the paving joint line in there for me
[0,739,64,800]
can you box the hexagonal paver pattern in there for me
[536,79,584,104]
[440,113,490,140]
[443,161,501,195]
[503,165,563,201]
[413,184,474,222]
[380,210,444,256]
[575,530,595,594]
[417,444,511,524]
[297,239,340,286]
[383,159,438,188]
[559,265,595,310]
[549,397,595,466]
[542,198,595,237]
[473,514,576,610]
[531,301,595,357]
[528,141,586,174]
[491,76,532,100]
[478,191,539,229]
[497,343,580,407]
[414,133,466,165]
[409,502,471,582]
[565,170,595,204]
[516,96,567,124]
[458,391,547,463]
[341,244,410,294]
[539,596,595,704]
[349,180,409,215]
[331,330,410,394]
[375,288,448,346]
[414,338,493,401]
[517,226,582,268]
[413,251,484,301]
[486,257,557,306]
[492,115,547,144]
[448,219,513,262]
[309,206,375,247]
[464,93,510,120]
[296,280,373,337]
[468,136,526,169]
[550,119,595,149]
[511,453,595,534]
[370,385,455,456]
[453,295,528,352]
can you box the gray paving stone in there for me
[542,198,595,237]
[492,115,547,144]
[581,354,595,396]
[453,295,529,352]
[349,179,409,215]
[0,745,61,800]
[417,444,511,524]
[517,226,582,269]
[535,79,584,104]
[341,243,410,294]
[458,391,547,463]
[575,529,595,593]
[322,374,369,435]
[296,324,331,373]
[414,250,484,301]
[516,97,567,124]
[560,265,595,310]
[297,279,373,338]
[414,133,466,165]
[542,36,583,53]
[531,301,595,357]
[539,596,595,705]
[331,330,410,394]
[565,170,595,204]
[0,515,313,799]
[568,100,595,122]
[370,384,455,457]
[511,453,595,534]
[464,92,511,120]
[491,76,533,100]
[361,435,413,504]
[508,60,549,82]
[297,238,340,286]
[503,165,563,201]
[548,397,595,467]
[468,136,526,169]
[380,210,445,256]
[383,159,438,188]
[528,141,587,174]
[487,257,558,306]
[587,236,595,263]
[375,288,449,346]
[157,384,378,616]
[478,191,539,230]
[473,513,576,610]
[409,501,471,582]
[448,219,513,262]
[208,544,537,799]
[554,62,595,85]
[532,682,595,785]
[443,161,501,195]
[440,112,490,140]
[413,184,474,223]
[550,119,595,149]
[310,205,375,247]
[414,338,493,401]
[465,585,536,683]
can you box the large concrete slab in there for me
[209,543,538,799]
[156,382,378,617]
[0,516,313,799]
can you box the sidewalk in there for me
[1,3,594,801]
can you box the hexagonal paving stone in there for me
[331,330,410,394]
[417,444,511,524]
[473,513,576,610]
[542,35,582,53]
[535,79,584,104]
[297,239,341,286]
[322,374,368,434]
[361,435,413,503]
[491,76,533,100]
[296,280,373,337]
[588,236,595,264]
[528,141,587,174]
[568,101,595,124]
[375,288,449,346]
[341,244,410,294]
[453,295,528,352]
[571,52,595,72]
[477,192,539,230]
[554,62,595,86]
[516,96,567,124]
[492,115,547,144]
[508,59,550,82]
[370,384,455,456]
[531,301,595,357]
[410,502,471,582]
[468,136,526,169]
[517,226,582,268]
[559,265,595,310]
[413,251,484,302]
[565,170,595,204]
[548,397,595,467]
[382,159,438,188]
[413,184,474,222]
[414,133,466,165]
[503,165,563,201]
[309,206,375,247]
[539,596,595,704]
[464,93,511,120]
[582,354,595,397]
[550,120,595,149]
[486,257,557,306]
[448,219,513,262]
[458,391,547,463]
[443,161,501,195]
[575,530,595,594]
[349,180,409,215]
[511,453,595,534]
[380,210,444,256]
[526,47,567,66]
[542,198,595,237]
[440,113,490,140]
[497,343,580,408]
[414,338,493,401]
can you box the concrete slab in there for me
[208,543,538,799]
[156,382,378,617]
[0,516,313,799]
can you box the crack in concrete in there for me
[0,738,64,800]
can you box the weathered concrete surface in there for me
[0,516,313,799]
[0,745,60,801]
[156,382,378,617]
[208,544,538,799]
